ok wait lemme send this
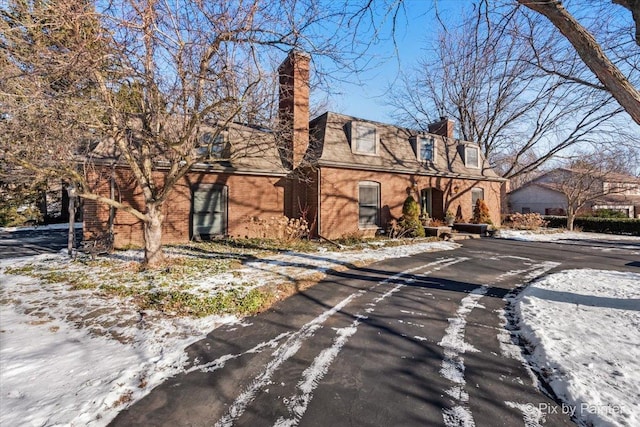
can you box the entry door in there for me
[421,188,433,217]
[192,184,228,239]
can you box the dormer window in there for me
[464,145,480,168]
[417,136,435,162]
[349,122,377,155]
[198,131,227,159]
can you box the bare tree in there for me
[518,0,640,125]
[1,0,354,266]
[540,152,639,230]
[389,3,630,180]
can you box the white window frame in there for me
[199,131,227,158]
[418,136,435,162]
[358,181,380,228]
[351,122,378,155]
[464,145,480,169]
[471,188,484,210]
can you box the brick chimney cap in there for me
[289,49,311,59]
[278,49,311,73]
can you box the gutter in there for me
[316,160,507,182]
[90,158,289,178]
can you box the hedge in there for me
[542,216,640,236]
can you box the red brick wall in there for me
[278,51,310,168]
[85,167,286,248]
[284,167,319,235]
[85,165,502,245]
[317,167,502,239]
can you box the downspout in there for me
[317,167,321,238]
[67,183,76,256]
[108,165,115,233]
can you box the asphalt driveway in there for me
[0,227,82,259]
[109,237,639,427]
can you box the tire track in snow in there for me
[439,258,559,427]
[501,261,559,427]
[186,331,294,375]
[213,291,362,427]
[273,257,469,427]
[215,257,468,427]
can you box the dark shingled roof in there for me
[91,121,289,176]
[308,112,504,181]
[192,122,288,175]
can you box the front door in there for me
[420,188,432,217]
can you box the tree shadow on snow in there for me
[525,287,640,311]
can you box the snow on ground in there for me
[0,222,83,232]
[3,227,639,427]
[514,269,640,427]
[0,239,458,427]
[496,229,640,243]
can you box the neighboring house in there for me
[508,168,640,218]
[85,51,505,246]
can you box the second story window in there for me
[351,122,377,155]
[464,145,480,168]
[198,131,226,159]
[418,136,435,162]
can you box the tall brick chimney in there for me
[278,50,310,169]
[428,116,455,139]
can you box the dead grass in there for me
[3,236,440,321]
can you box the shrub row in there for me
[543,216,640,236]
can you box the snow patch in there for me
[515,269,640,427]
[496,229,640,244]
[442,405,476,427]
[505,401,546,427]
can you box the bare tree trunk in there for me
[143,202,164,266]
[67,185,76,256]
[518,0,640,125]
[566,206,576,231]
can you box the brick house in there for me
[84,121,290,247]
[85,50,505,246]
[508,168,640,218]
[294,113,505,239]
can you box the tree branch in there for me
[518,0,640,124]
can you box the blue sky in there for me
[312,0,459,123]
[310,0,638,131]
